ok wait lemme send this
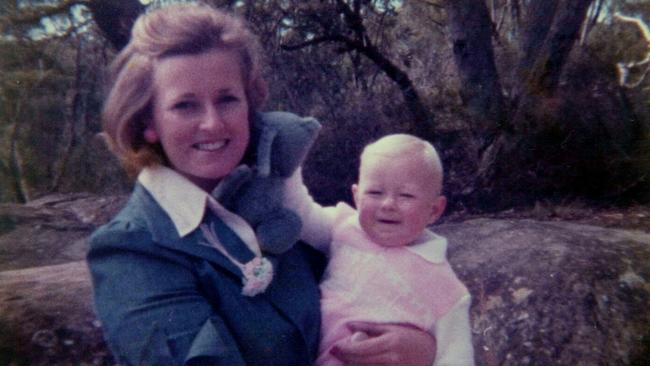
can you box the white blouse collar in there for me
[138,165,209,237]
[138,165,262,257]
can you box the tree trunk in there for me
[525,0,592,95]
[8,117,29,204]
[580,0,604,45]
[516,0,559,87]
[512,0,593,132]
[472,0,594,208]
[51,36,83,192]
[445,0,506,133]
[87,0,144,51]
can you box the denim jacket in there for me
[88,183,324,365]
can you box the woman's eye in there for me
[218,95,239,104]
[172,101,196,111]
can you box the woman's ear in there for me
[143,124,159,143]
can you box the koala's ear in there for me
[256,125,278,177]
[253,111,322,178]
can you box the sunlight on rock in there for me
[619,268,646,289]
[511,287,534,304]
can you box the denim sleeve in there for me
[87,223,245,366]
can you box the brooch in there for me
[200,223,274,297]
[241,257,274,296]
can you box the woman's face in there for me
[144,49,250,191]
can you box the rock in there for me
[1,194,649,365]
[0,194,126,365]
[0,261,114,366]
[0,194,127,271]
[439,218,650,366]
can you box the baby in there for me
[316,134,474,365]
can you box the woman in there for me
[88,3,435,365]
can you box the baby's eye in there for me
[399,193,416,199]
[366,190,382,196]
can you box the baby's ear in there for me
[428,195,447,224]
[351,184,360,208]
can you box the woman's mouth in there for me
[194,140,227,151]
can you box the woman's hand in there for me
[330,321,436,366]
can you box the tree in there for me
[515,0,594,110]
[2,0,647,209]
[277,0,434,138]
[440,0,648,208]
[0,40,62,202]
[444,0,505,134]
[86,0,143,50]
[0,0,116,203]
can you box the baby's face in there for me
[352,153,446,247]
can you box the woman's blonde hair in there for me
[102,2,267,175]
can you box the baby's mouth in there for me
[377,219,400,225]
[194,140,227,151]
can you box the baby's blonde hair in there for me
[360,134,444,195]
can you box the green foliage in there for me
[0,25,110,202]
[0,39,65,201]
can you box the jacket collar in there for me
[125,183,243,277]
[131,166,320,337]
[136,165,265,273]
[139,165,262,255]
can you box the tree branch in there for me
[281,34,357,51]
[336,0,367,44]
[284,1,433,136]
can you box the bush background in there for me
[1,0,649,213]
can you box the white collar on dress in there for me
[138,165,209,237]
[405,229,448,264]
[344,202,448,264]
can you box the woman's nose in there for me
[199,106,225,131]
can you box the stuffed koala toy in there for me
[212,111,321,254]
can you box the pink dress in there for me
[316,203,473,366]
